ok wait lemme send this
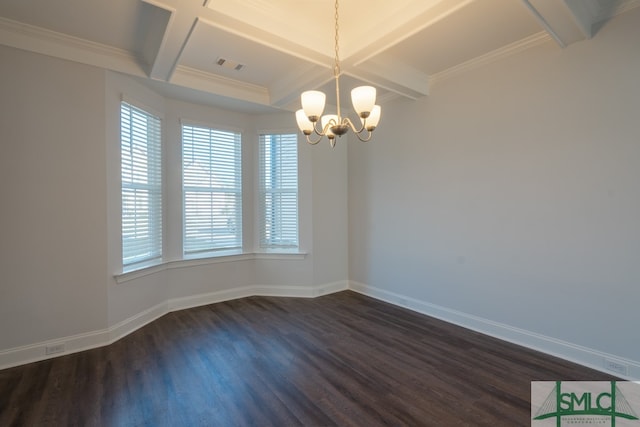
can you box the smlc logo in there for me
[532,381,640,427]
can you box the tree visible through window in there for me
[259,133,298,249]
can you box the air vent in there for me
[216,57,245,71]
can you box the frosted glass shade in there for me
[351,86,376,116]
[301,91,326,120]
[296,109,314,133]
[321,115,339,136]
[361,105,381,130]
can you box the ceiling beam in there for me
[172,65,270,106]
[519,0,591,48]
[345,0,474,67]
[345,54,429,100]
[141,0,196,82]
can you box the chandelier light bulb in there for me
[295,0,380,146]
[296,109,314,134]
[351,86,377,117]
[361,105,381,131]
[301,91,326,121]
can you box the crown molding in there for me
[172,65,270,106]
[429,31,553,87]
[0,16,145,77]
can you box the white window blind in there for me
[120,102,163,269]
[182,124,242,255]
[259,133,299,249]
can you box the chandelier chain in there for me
[334,0,340,78]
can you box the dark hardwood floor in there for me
[0,291,615,426]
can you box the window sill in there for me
[114,251,308,284]
[253,251,307,260]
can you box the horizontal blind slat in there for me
[121,102,163,268]
[182,124,242,254]
[258,133,299,248]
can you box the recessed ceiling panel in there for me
[179,19,313,87]
[390,0,542,75]
[205,0,409,58]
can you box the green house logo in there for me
[532,381,640,427]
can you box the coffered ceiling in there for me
[0,0,638,113]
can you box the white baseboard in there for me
[168,286,255,312]
[14,278,631,380]
[0,281,348,370]
[349,281,640,381]
[108,301,169,344]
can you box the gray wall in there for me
[349,8,640,363]
[0,44,349,360]
[0,46,108,349]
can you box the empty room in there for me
[1,0,639,425]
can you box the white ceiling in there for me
[0,0,638,114]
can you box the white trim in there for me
[519,1,567,48]
[348,281,640,381]
[108,301,169,343]
[168,286,256,312]
[120,95,165,120]
[116,262,166,283]
[429,31,553,87]
[0,17,145,77]
[144,1,177,81]
[253,252,307,260]
[8,278,633,380]
[0,301,168,371]
[256,127,298,136]
[172,65,270,105]
[0,281,347,371]
[179,117,245,135]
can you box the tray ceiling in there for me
[0,0,638,113]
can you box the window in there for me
[120,102,162,269]
[258,133,299,250]
[182,123,242,255]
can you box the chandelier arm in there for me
[324,117,340,134]
[312,120,326,136]
[305,134,323,145]
[342,117,373,142]
[343,117,366,134]
[296,0,380,146]
[353,129,374,142]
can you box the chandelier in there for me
[295,0,381,147]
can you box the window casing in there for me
[120,102,163,270]
[182,123,242,256]
[258,133,299,250]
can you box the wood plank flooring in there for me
[0,291,615,426]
